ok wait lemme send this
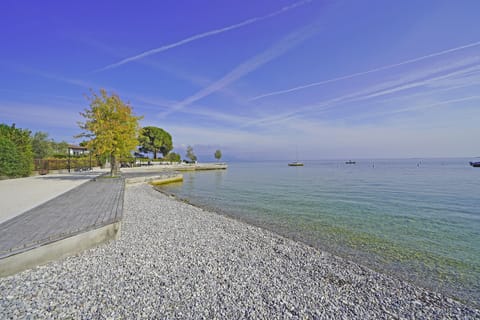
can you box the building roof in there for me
[68,145,88,150]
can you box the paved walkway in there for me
[0,170,108,224]
[0,175,124,259]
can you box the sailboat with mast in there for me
[288,147,304,166]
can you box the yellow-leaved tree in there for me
[78,89,143,177]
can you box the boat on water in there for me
[345,160,356,164]
[288,161,304,166]
[469,161,480,167]
[289,147,304,166]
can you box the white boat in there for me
[289,147,304,166]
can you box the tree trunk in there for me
[110,153,118,177]
[153,149,157,159]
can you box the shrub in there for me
[0,124,33,178]
[0,136,22,178]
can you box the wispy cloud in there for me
[174,107,252,126]
[1,62,99,90]
[244,57,480,127]
[388,95,480,114]
[161,21,321,117]
[94,0,313,72]
[136,59,254,108]
[249,40,480,101]
[358,81,480,114]
[358,63,480,101]
[348,95,480,123]
[133,95,252,126]
[0,102,82,128]
[166,105,480,159]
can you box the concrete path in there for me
[0,175,124,259]
[0,169,175,275]
[0,170,108,224]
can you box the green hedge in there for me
[0,124,33,178]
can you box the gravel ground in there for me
[1,183,479,319]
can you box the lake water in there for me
[158,159,480,306]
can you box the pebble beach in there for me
[1,183,479,319]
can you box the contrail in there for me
[249,40,480,101]
[95,0,313,72]
[244,60,480,127]
[161,22,320,117]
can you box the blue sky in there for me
[1,0,479,161]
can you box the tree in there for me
[78,89,143,176]
[186,145,197,163]
[0,123,33,177]
[32,132,69,159]
[32,131,54,159]
[51,141,69,157]
[138,126,173,159]
[214,149,222,162]
[164,152,181,163]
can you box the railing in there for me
[34,158,94,174]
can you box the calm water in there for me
[159,159,480,305]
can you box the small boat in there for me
[288,161,304,166]
[345,160,356,164]
[469,161,480,167]
[289,146,303,166]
